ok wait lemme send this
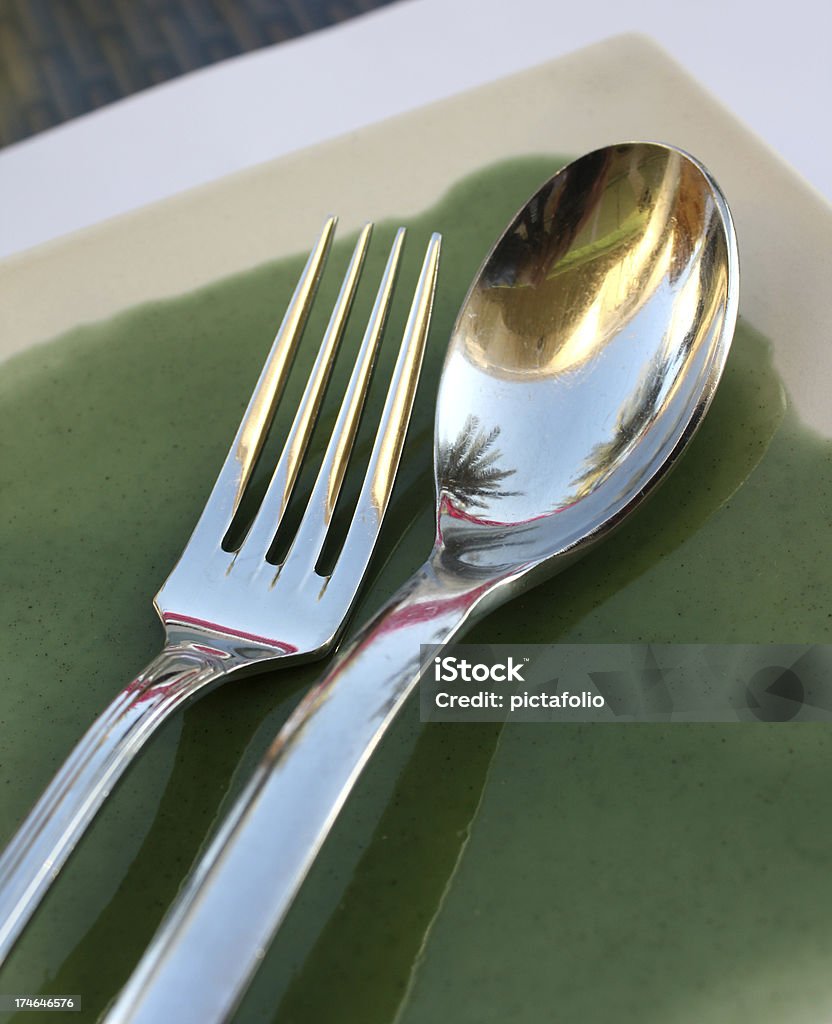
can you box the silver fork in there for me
[0,217,441,964]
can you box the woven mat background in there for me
[0,0,400,146]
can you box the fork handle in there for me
[104,554,500,1024]
[0,644,227,963]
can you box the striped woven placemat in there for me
[0,0,400,146]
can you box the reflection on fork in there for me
[0,218,441,964]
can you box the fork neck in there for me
[158,620,293,677]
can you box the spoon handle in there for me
[105,554,494,1024]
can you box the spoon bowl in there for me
[437,142,737,574]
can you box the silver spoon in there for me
[106,142,738,1024]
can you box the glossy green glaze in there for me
[1,157,830,1023]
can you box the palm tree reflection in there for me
[437,414,518,510]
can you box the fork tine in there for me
[331,232,441,583]
[238,223,373,559]
[285,227,406,568]
[195,216,336,538]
